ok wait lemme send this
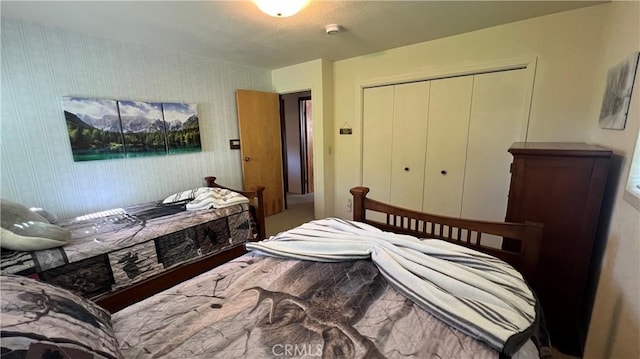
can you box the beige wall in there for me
[272,59,334,218]
[325,2,638,356]
[584,2,640,359]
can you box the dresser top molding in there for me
[509,142,613,157]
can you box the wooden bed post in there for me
[350,187,370,222]
[204,176,217,187]
[253,186,266,240]
[520,221,543,283]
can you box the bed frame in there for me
[97,185,539,313]
[350,187,543,281]
[95,177,265,313]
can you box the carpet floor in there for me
[264,193,315,237]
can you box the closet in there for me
[362,69,530,232]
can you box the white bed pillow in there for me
[1,227,69,251]
[0,199,70,251]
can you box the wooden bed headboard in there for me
[350,186,543,282]
[205,176,266,241]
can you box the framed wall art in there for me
[162,102,201,154]
[63,97,126,162]
[63,97,201,161]
[117,100,167,158]
[598,51,640,130]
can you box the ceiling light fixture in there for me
[253,0,309,18]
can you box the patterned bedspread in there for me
[0,202,255,299]
[112,253,539,358]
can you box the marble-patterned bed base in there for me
[1,202,255,300]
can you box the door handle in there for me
[440,170,447,175]
[244,157,251,162]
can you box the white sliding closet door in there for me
[361,67,531,228]
[362,86,394,203]
[422,76,473,216]
[390,82,430,210]
[462,69,529,225]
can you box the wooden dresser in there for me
[504,142,612,356]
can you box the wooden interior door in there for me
[236,89,284,216]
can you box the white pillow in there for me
[1,227,69,251]
[0,199,70,251]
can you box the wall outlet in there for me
[347,198,352,212]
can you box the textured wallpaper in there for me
[1,19,272,218]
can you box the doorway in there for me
[280,91,314,211]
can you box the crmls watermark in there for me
[271,343,323,357]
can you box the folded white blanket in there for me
[246,218,537,356]
[185,188,249,211]
[162,187,211,204]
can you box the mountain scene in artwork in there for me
[63,97,201,161]
[117,100,168,158]
[163,103,201,154]
[63,97,125,161]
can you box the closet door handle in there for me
[244,157,251,162]
[404,167,410,172]
[440,170,447,175]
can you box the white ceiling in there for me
[1,1,606,70]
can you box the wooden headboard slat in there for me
[350,186,543,282]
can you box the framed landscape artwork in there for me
[63,97,201,161]
[598,51,640,130]
[118,100,167,158]
[162,102,201,154]
[63,97,126,161]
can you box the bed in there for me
[0,176,265,312]
[0,186,548,359]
